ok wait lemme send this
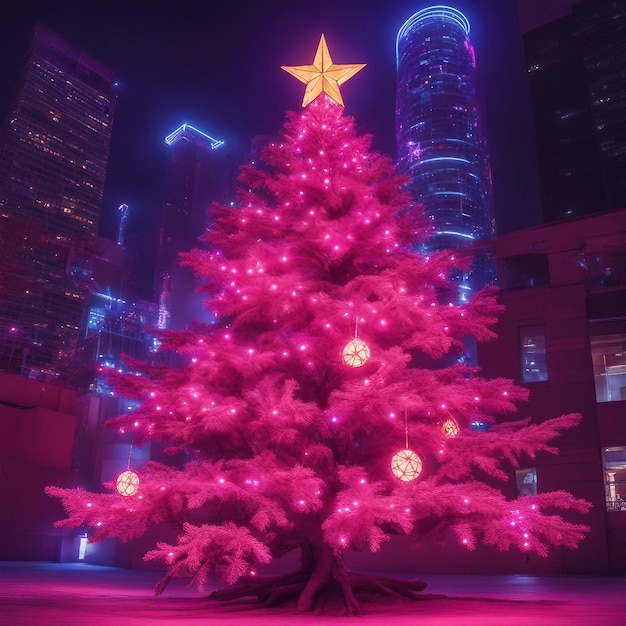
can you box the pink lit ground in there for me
[1,562,625,625]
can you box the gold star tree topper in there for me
[281,34,365,107]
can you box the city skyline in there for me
[0,2,540,300]
[2,0,626,582]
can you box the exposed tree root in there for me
[158,539,431,615]
[154,574,173,596]
[209,570,308,603]
[208,568,429,616]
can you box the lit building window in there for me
[515,467,537,496]
[78,533,88,560]
[520,325,548,382]
[590,334,626,402]
[603,447,626,511]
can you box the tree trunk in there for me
[208,537,427,615]
[295,540,359,615]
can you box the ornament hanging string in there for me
[127,444,133,471]
[404,408,409,449]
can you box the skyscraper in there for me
[0,24,117,380]
[70,234,158,391]
[395,6,495,296]
[522,0,626,223]
[157,123,235,331]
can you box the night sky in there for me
[0,1,542,295]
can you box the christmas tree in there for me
[48,36,589,616]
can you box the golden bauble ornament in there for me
[391,449,422,482]
[116,470,140,497]
[442,417,460,437]
[342,338,370,367]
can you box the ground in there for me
[1,562,625,625]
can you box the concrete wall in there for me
[0,373,79,560]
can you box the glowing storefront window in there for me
[590,334,626,403]
[603,447,626,511]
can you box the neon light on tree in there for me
[47,36,589,616]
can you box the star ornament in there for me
[281,34,365,107]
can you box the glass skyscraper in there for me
[396,6,495,296]
[523,0,626,224]
[0,25,117,380]
[157,123,233,331]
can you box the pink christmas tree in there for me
[48,77,590,614]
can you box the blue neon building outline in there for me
[164,123,224,150]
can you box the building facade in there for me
[350,209,626,576]
[70,235,158,392]
[523,0,626,223]
[0,24,117,380]
[0,373,79,561]
[477,209,626,574]
[156,123,234,331]
[395,5,495,297]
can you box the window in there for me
[602,447,626,511]
[515,467,537,497]
[520,326,548,382]
[504,253,549,290]
[78,533,88,560]
[590,334,626,402]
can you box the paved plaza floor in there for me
[0,561,625,625]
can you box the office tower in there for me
[68,230,157,500]
[522,0,626,223]
[157,123,235,331]
[70,234,158,389]
[0,24,117,380]
[396,6,495,297]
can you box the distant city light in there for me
[434,230,476,240]
[117,203,129,246]
[418,157,471,166]
[93,292,125,303]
